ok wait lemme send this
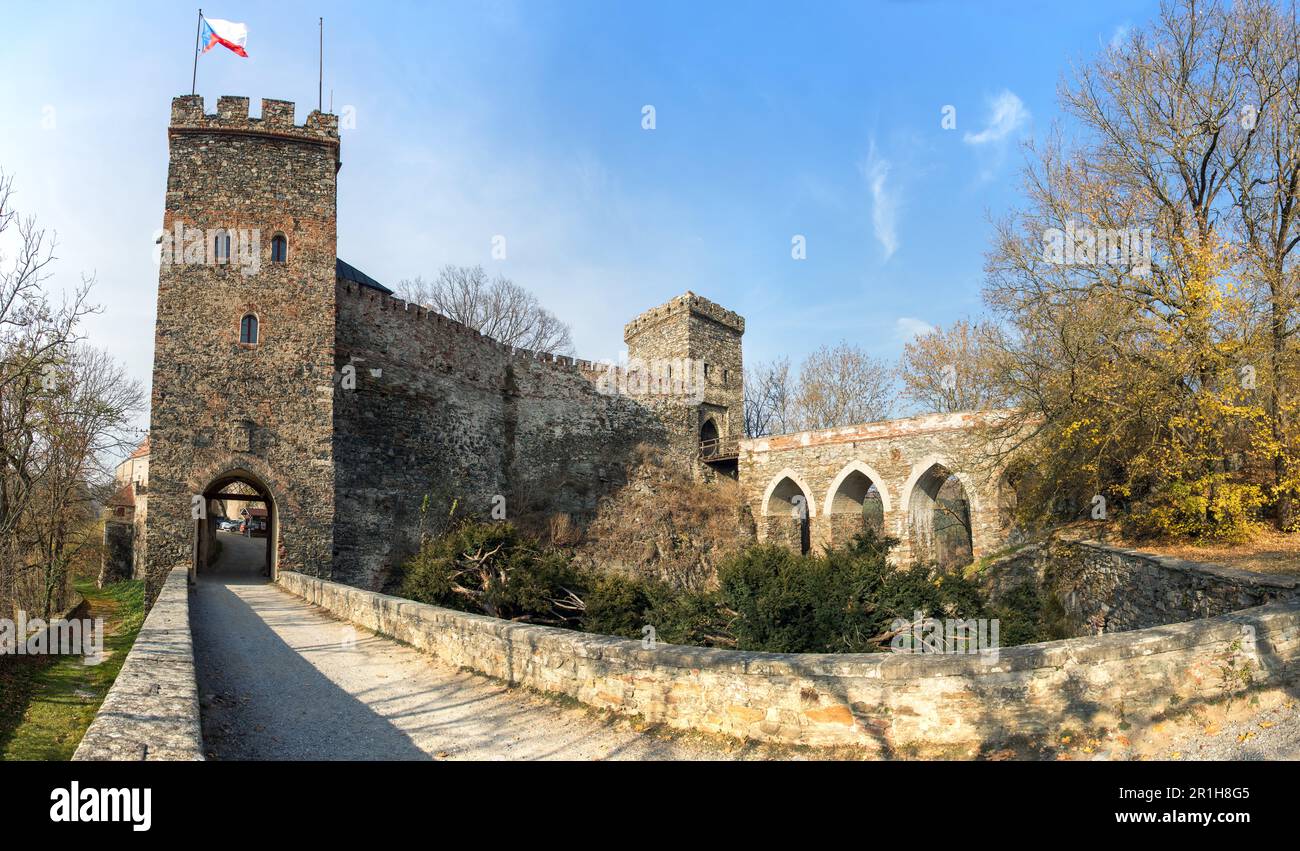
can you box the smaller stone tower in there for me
[624,292,745,474]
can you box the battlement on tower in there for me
[623,291,745,341]
[168,95,339,145]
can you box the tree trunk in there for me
[1271,279,1293,531]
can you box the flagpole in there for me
[318,17,324,112]
[191,9,202,95]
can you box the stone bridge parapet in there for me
[74,565,204,761]
[276,565,1300,756]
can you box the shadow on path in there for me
[191,549,754,760]
[191,573,432,760]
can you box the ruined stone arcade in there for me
[740,411,1020,565]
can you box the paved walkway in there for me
[191,532,758,760]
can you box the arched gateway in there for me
[144,96,342,600]
[193,470,278,581]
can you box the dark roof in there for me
[336,258,393,295]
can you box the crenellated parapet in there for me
[168,95,340,151]
[147,93,341,602]
[623,290,744,340]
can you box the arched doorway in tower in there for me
[763,474,812,554]
[194,470,278,583]
[827,465,886,546]
[698,415,738,478]
[700,417,719,449]
[906,462,973,570]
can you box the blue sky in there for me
[0,0,1160,430]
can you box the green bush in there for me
[399,520,730,640]
[988,582,1076,647]
[581,571,732,647]
[717,530,991,653]
[398,522,1050,653]
[399,521,586,625]
[579,570,656,637]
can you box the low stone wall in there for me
[985,539,1300,634]
[74,564,203,761]
[277,570,1300,755]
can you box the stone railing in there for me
[984,539,1300,634]
[74,564,204,761]
[277,570,1300,756]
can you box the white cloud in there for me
[962,90,1030,146]
[861,139,899,260]
[894,317,935,340]
[1108,23,1131,52]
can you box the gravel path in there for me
[191,532,759,760]
[1041,694,1300,762]
[1124,691,1300,761]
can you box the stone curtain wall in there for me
[332,284,670,589]
[74,565,203,761]
[986,540,1300,634]
[146,96,340,600]
[131,496,148,580]
[739,411,1017,564]
[278,569,1300,755]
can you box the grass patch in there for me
[0,577,145,761]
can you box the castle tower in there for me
[145,95,340,599]
[624,292,745,475]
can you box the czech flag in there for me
[200,17,249,58]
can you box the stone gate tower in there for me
[145,95,339,598]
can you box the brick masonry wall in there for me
[278,569,1300,754]
[739,411,1020,563]
[145,96,339,600]
[985,539,1300,634]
